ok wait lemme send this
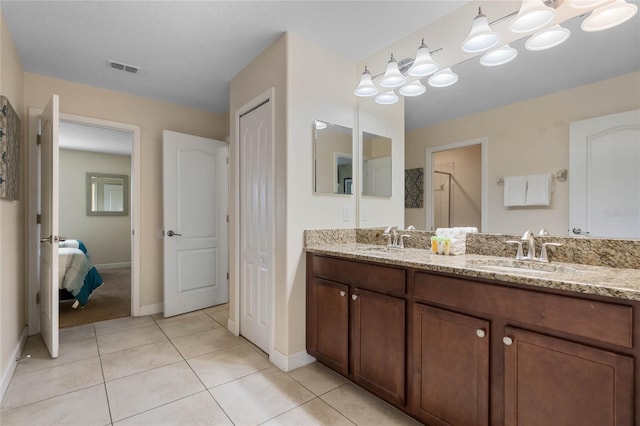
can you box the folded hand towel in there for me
[436,227,479,239]
[525,173,552,206]
[504,176,527,207]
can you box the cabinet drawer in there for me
[414,272,633,348]
[312,255,405,296]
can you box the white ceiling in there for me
[59,121,132,156]
[2,0,639,135]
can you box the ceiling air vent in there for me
[107,60,140,74]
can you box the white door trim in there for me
[27,110,142,334]
[425,137,488,232]
[231,87,276,360]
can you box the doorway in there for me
[27,109,141,336]
[57,121,133,327]
[426,138,488,232]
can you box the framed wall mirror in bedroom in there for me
[86,172,129,216]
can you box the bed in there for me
[58,240,104,308]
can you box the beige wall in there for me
[0,11,26,396]
[406,72,640,235]
[59,149,131,265]
[23,73,227,309]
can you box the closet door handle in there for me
[167,230,182,237]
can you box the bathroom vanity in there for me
[305,242,640,426]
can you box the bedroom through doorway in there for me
[57,121,133,328]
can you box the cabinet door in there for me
[311,278,349,376]
[352,288,406,406]
[413,304,489,426]
[504,327,634,426]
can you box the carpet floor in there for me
[59,266,131,329]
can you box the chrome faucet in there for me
[521,230,536,259]
[383,226,398,247]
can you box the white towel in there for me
[435,227,478,239]
[504,176,527,207]
[525,173,552,206]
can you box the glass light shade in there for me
[408,40,439,77]
[428,68,459,88]
[314,120,327,130]
[525,24,571,50]
[569,0,608,9]
[480,44,518,66]
[353,66,378,97]
[399,80,427,97]
[461,8,500,53]
[510,0,557,33]
[581,0,638,32]
[379,54,406,88]
[375,90,399,105]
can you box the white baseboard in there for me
[138,303,163,316]
[227,317,239,335]
[270,349,316,372]
[1,327,28,402]
[94,262,131,270]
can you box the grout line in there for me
[95,324,114,426]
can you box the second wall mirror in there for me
[314,120,353,195]
[362,131,392,197]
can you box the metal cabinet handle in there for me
[167,230,182,237]
[340,291,346,297]
[352,294,358,301]
[476,329,486,338]
[503,336,513,346]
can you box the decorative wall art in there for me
[405,167,424,208]
[0,96,21,201]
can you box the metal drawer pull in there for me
[340,291,346,297]
[352,294,358,301]
[503,336,513,346]
[476,329,486,338]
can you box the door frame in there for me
[425,137,488,232]
[27,110,142,334]
[230,87,276,359]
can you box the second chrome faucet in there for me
[506,229,562,263]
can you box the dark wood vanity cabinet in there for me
[412,304,490,425]
[307,253,638,425]
[306,253,407,406]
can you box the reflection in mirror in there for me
[314,120,353,195]
[362,132,392,197]
[86,172,129,216]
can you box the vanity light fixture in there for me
[353,66,378,97]
[314,120,327,130]
[428,68,459,88]
[379,54,407,88]
[480,44,519,66]
[375,90,400,105]
[581,0,638,31]
[408,39,439,77]
[510,0,557,33]
[399,80,427,97]
[462,7,501,53]
[525,24,571,50]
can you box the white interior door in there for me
[163,130,228,317]
[570,109,640,238]
[239,101,273,354]
[363,156,392,196]
[39,95,60,358]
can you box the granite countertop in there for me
[306,243,640,302]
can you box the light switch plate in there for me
[343,205,351,221]
[361,205,368,221]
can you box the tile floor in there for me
[0,304,420,426]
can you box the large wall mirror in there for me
[362,131,392,197]
[314,120,353,195]
[86,172,129,216]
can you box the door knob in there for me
[167,230,182,237]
